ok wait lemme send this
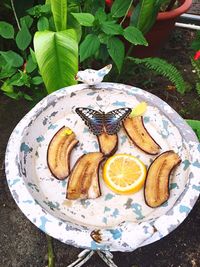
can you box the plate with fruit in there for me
[5,81,200,252]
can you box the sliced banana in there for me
[144,150,181,208]
[66,152,104,200]
[123,116,160,155]
[47,127,78,180]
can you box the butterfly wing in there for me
[75,107,104,135]
[104,108,132,135]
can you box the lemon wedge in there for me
[130,102,147,118]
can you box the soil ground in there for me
[0,27,200,267]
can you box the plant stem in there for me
[10,0,21,31]
[46,235,55,267]
[120,0,134,26]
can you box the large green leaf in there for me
[123,26,148,46]
[71,13,94,26]
[80,34,100,62]
[16,21,32,51]
[20,15,33,29]
[107,36,125,73]
[0,21,14,39]
[0,51,23,67]
[111,0,133,18]
[100,21,123,35]
[51,0,67,31]
[37,16,49,31]
[34,30,78,93]
[130,0,158,34]
[26,54,37,73]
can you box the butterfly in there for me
[75,107,132,135]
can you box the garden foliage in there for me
[0,0,186,100]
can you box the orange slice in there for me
[103,154,147,194]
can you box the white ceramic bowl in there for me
[5,83,200,251]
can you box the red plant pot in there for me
[106,0,192,58]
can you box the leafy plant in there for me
[128,57,186,94]
[70,0,185,94]
[106,0,180,34]
[0,0,185,100]
[72,2,148,72]
[0,2,44,101]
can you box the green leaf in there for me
[34,30,78,93]
[26,55,37,73]
[101,21,123,35]
[95,8,107,22]
[71,13,95,27]
[186,119,200,141]
[23,93,33,101]
[123,26,148,46]
[51,0,67,31]
[40,4,51,14]
[0,21,14,39]
[0,51,23,67]
[196,82,200,96]
[98,33,109,44]
[67,13,82,43]
[32,76,43,85]
[10,71,31,87]
[0,64,16,79]
[16,22,32,50]
[111,0,133,18]
[7,73,21,85]
[130,0,158,34]
[107,37,125,72]
[80,34,100,62]
[37,16,49,31]
[4,91,21,100]
[27,4,51,17]
[20,15,33,29]
[191,58,200,80]
[30,48,37,63]
[96,44,109,62]
[83,0,105,14]
[1,81,14,93]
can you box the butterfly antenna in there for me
[95,101,103,112]
[104,101,111,112]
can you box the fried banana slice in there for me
[97,131,118,156]
[66,152,104,200]
[144,151,181,208]
[47,127,78,180]
[123,116,160,155]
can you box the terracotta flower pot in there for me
[133,0,193,58]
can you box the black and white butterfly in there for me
[75,107,131,135]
